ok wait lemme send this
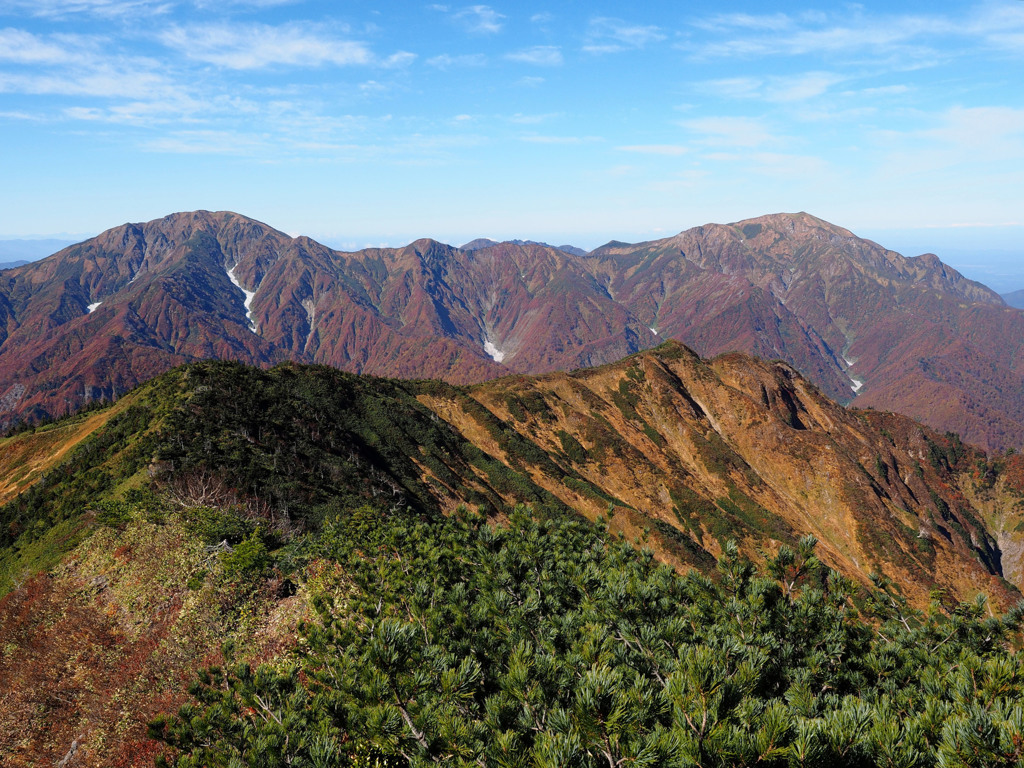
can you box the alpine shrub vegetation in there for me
[151,507,1024,768]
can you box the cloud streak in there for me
[684,9,958,62]
[0,28,96,65]
[584,17,666,54]
[506,46,563,66]
[681,116,778,148]
[453,5,504,35]
[700,72,846,103]
[159,23,382,69]
[617,145,689,156]
[2,0,171,19]
[427,53,487,69]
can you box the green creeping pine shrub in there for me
[94,499,134,528]
[221,531,271,581]
[183,504,255,545]
[153,506,1024,768]
[556,429,587,464]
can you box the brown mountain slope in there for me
[589,213,1023,450]
[2,209,1021,451]
[426,341,1016,608]
[2,343,1024,765]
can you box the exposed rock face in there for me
[1,210,1022,450]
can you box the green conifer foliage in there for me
[152,507,1024,768]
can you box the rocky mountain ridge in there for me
[1,210,1021,450]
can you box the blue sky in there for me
[1,1,1022,288]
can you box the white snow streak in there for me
[483,339,505,363]
[842,352,863,393]
[227,265,258,332]
[302,298,317,352]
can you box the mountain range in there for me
[0,238,75,263]
[1003,289,1024,309]
[1,210,1022,452]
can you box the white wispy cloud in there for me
[507,112,560,124]
[2,0,171,18]
[62,91,213,124]
[685,4,1024,68]
[0,109,44,121]
[692,12,797,33]
[702,77,762,100]
[617,145,689,156]
[744,151,829,178]
[0,29,97,66]
[965,3,1024,54]
[7,0,299,16]
[159,23,377,69]
[144,129,270,155]
[427,53,488,69]
[506,46,563,66]
[701,72,846,103]
[873,105,1024,160]
[193,0,302,8]
[382,51,417,68]
[0,66,181,101]
[926,106,1024,160]
[680,116,778,148]
[0,28,204,125]
[520,135,600,144]
[765,72,845,102]
[849,105,1024,193]
[851,85,911,97]
[685,9,956,61]
[453,5,504,35]
[584,17,666,54]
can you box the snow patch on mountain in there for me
[87,302,102,313]
[302,298,317,352]
[483,339,505,363]
[841,352,863,393]
[227,266,258,332]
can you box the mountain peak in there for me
[460,238,499,251]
